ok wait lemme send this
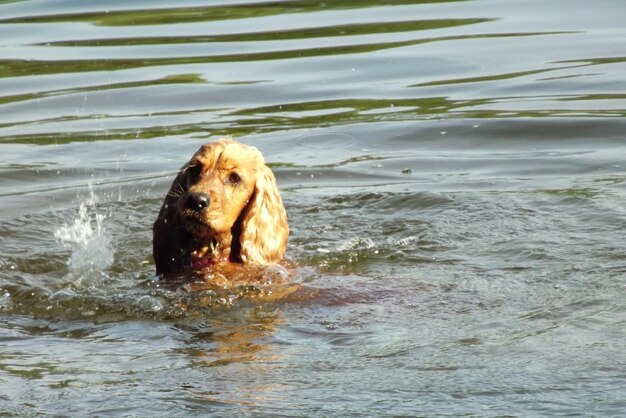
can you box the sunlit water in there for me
[1,0,625,416]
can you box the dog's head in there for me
[153,139,288,275]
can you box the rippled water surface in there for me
[1,0,625,416]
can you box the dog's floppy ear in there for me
[238,165,288,264]
[153,166,190,275]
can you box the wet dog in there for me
[153,139,288,276]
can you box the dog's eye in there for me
[227,172,242,185]
[187,163,202,180]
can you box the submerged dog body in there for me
[153,139,288,275]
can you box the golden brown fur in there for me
[153,139,288,275]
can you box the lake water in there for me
[1,0,625,416]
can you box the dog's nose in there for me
[185,192,210,211]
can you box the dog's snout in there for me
[185,192,210,211]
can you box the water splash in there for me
[54,185,115,283]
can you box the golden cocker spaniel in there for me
[153,139,288,275]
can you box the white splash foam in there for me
[338,237,375,252]
[54,185,115,282]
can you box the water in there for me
[1,0,625,415]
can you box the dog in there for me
[153,139,288,276]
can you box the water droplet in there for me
[53,184,114,277]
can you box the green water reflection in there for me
[1,0,470,25]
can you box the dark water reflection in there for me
[1,0,626,416]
